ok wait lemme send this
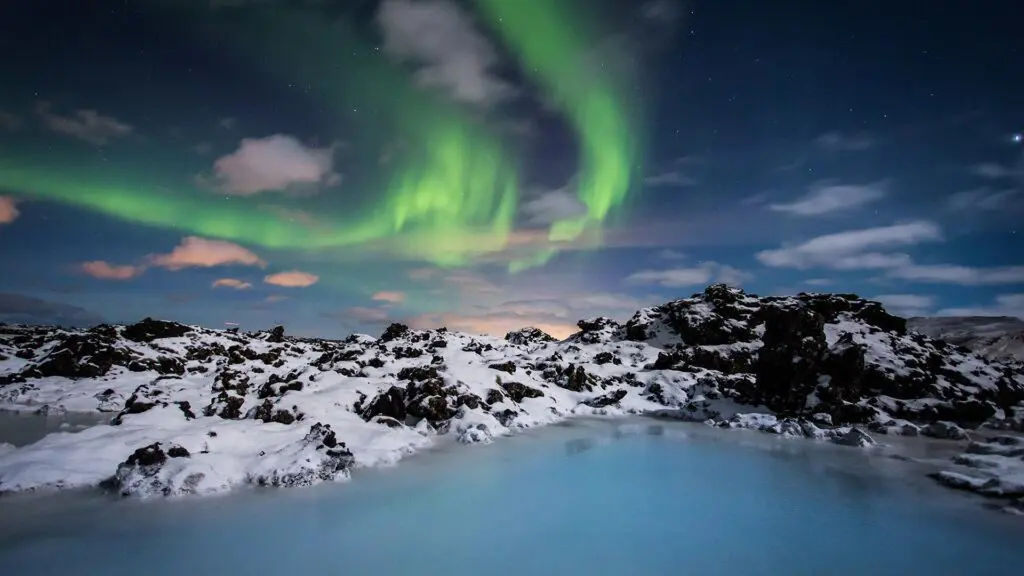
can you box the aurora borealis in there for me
[1,0,1022,336]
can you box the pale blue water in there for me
[1,419,1022,576]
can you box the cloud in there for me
[0,293,104,327]
[644,170,697,187]
[218,117,237,130]
[756,221,942,270]
[520,188,588,226]
[0,196,18,225]
[872,294,935,317]
[655,249,686,260]
[343,306,391,323]
[79,260,145,281]
[814,131,874,152]
[36,102,133,145]
[946,188,1022,211]
[768,180,888,216]
[212,278,253,290]
[149,236,266,270]
[377,0,513,106]
[804,278,834,286]
[264,294,289,303]
[626,261,752,288]
[371,291,406,304]
[209,135,340,195]
[406,311,579,340]
[937,293,1024,319]
[972,162,1016,180]
[640,0,684,24]
[0,111,22,131]
[888,264,1024,286]
[264,270,319,287]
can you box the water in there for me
[0,410,110,447]
[1,419,1021,576]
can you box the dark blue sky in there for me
[0,0,1021,337]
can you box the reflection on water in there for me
[1,418,1022,576]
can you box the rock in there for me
[122,318,192,342]
[921,421,970,441]
[380,323,409,342]
[488,361,517,374]
[583,389,627,408]
[359,386,407,422]
[500,381,544,403]
[752,306,827,414]
[505,327,557,346]
[832,427,876,447]
[267,325,285,343]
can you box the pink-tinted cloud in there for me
[80,260,145,280]
[212,278,253,290]
[211,135,340,195]
[264,295,289,303]
[371,291,406,303]
[149,236,265,270]
[264,270,319,287]
[405,312,577,340]
[0,196,18,225]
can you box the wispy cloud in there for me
[814,131,874,152]
[888,264,1024,286]
[377,0,514,106]
[644,171,697,187]
[872,294,935,317]
[625,261,752,288]
[371,291,406,304]
[768,180,888,216]
[756,221,942,270]
[0,111,22,131]
[947,188,1022,211]
[207,135,340,195]
[937,293,1024,319]
[212,278,253,290]
[36,102,133,146]
[971,162,1017,180]
[264,270,319,288]
[520,185,587,226]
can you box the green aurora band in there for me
[475,0,639,247]
[0,1,638,273]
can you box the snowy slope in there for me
[908,316,1024,363]
[1,286,1023,504]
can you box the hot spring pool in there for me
[0,418,1021,575]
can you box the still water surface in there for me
[0,419,1020,576]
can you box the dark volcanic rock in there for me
[500,381,544,403]
[359,386,407,422]
[752,305,827,415]
[583,389,628,408]
[505,327,558,346]
[122,318,192,343]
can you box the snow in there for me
[1,288,1022,502]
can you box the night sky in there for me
[0,0,1021,338]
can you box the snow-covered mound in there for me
[908,316,1024,363]
[1,286,1023,501]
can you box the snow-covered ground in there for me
[1,286,1022,511]
[908,316,1024,363]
